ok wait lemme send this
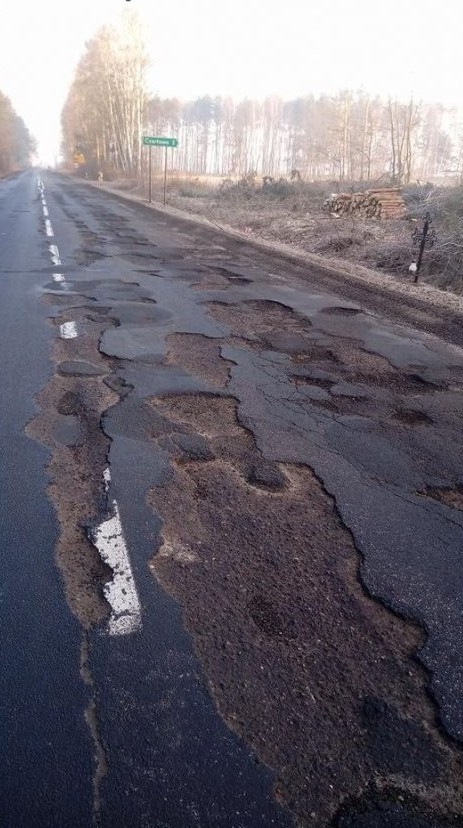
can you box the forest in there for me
[60,17,463,186]
[0,90,35,175]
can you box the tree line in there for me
[146,94,462,184]
[61,14,463,185]
[0,90,35,175]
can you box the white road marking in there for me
[49,244,61,265]
[59,321,78,339]
[93,469,142,636]
[53,273,65,282]
[42,205,49,217]
[45,219,54,237]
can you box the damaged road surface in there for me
[2,170,463,828]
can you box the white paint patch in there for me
[45,219,54,237]
[93,468,142,636]
[49,244,61,265]
[59,321,78,339]
[42,205,49,217]
[52,273,65,283]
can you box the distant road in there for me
[1,169,463,827]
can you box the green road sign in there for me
[143,136,178,148]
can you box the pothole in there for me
[391,408,433,425]
[164,333,232,388]
[214,267,252,285]
[292,345,341,365]
[420,485,463,511]
[207,299,313,339]
[247,594,296,639]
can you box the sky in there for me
[0,0,460,164]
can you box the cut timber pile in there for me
[325,187,405,219]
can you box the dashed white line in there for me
[53,273,65,282]
[59,321,78,339]
[45,218,54,237]
[49,244,62,265]
[43,205,49,217]
[93,469,142,636]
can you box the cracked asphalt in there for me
[1,169,463,827]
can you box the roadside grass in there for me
[108,170,463,296]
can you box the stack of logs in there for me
[325,187,406,219]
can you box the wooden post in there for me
[414,212,430,284]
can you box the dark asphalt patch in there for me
[53,413,82,446]
[335,794,461,828]
[361,695,442,781]
[391,408,434,425]
[123,249,159,261]
[58,360,108,377]
[320,306,363,316]
[245,459,288,490]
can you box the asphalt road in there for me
[1,169,463,828]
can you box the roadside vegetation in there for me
[133,174,463,295]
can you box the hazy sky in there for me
[0,0,460,163]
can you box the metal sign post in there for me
[142,136,178,206]
[163,147,168,206]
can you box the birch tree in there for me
[61,10,149,176]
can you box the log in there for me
[325,187,405,219]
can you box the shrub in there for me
[260,178,296,198]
